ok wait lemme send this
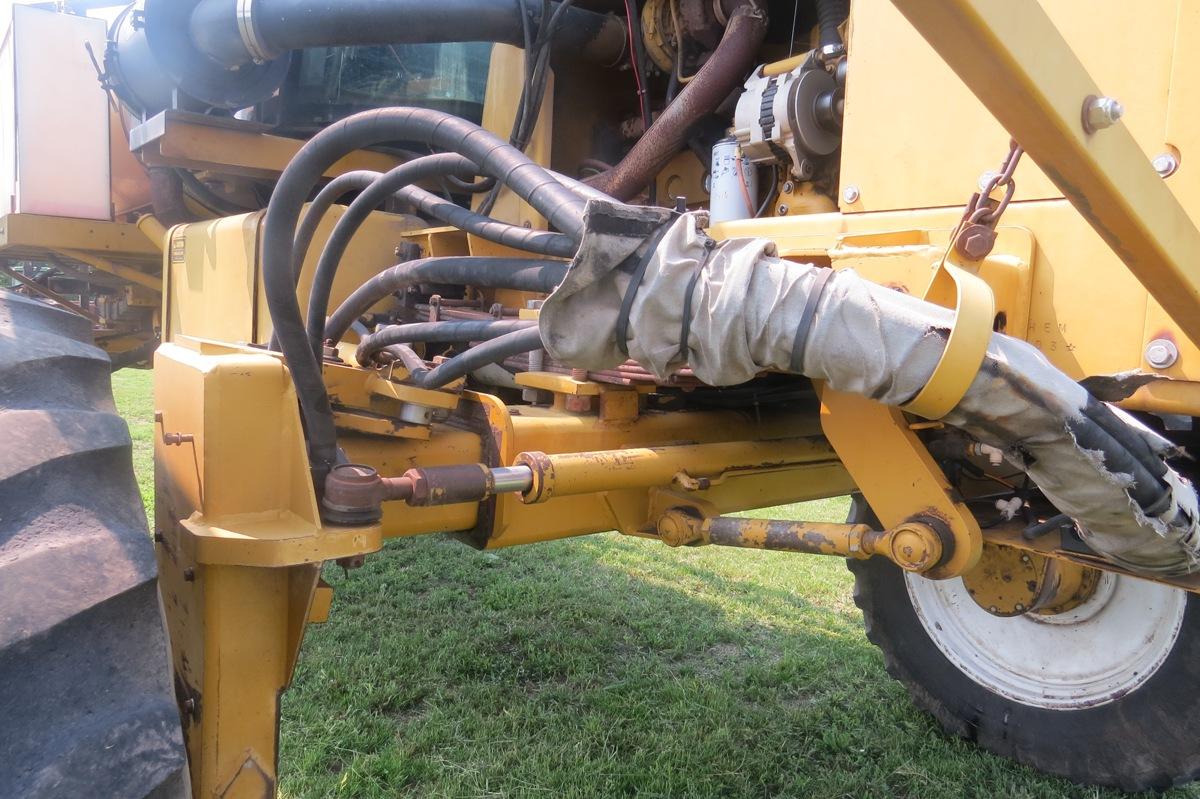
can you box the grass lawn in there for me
[113,368,1196,798]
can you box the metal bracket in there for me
[901,254,995,420]
[820,386,982,578]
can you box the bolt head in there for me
[842,185,860,204]
[1084,95,1124,132]
[782,181,795,194]
[1145,338,1180,369]
[1153,152,1179,178]
[776,204,789,216]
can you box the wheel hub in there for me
[906,570,1187,709]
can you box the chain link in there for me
[953,139,1023,260]
[967,139,1024,226]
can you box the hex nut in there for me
[1083,95,1123,133]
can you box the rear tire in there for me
[0,291,187,798]
[848,495,1200,791]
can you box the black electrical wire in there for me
[262,107,591,476]
[356,319,537,365]
[324,256,568,347]
[478,0,577,215]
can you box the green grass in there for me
[112,367,156,521]
[113,368,1198,799]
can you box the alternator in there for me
[732,60,843,179]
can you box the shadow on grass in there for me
[278,525,1186,799]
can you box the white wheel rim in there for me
[905,570,1187,709]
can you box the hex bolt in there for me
[1082,95,1123,133]
[782,181,795,194]
[777,204,789,216]
[1153,152,1179,178]
[842,185,860,204]
[1145,338,1180,369]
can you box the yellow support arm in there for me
[891,0,1200,346]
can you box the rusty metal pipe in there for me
[590,3,768,201]
[655,509,947,572]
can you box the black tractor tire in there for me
[846,496,1200,791]
[0,291,187,798]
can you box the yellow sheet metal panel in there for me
[164,213,261,344]
[154,341,320,526]
[841,0,1176,214]
[889,0,1200,347]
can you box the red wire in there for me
[622,0,651,130]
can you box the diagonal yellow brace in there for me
[891,0,1200,347]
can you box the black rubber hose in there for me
[385,327,545,389]
[325,257,568,347]
[305,153,475,356]
[261,107,588,474]
[292,171,576,287]
[815,0,849,51]
[189,0,627,69]
[356,319,537,365]
[306,156,578,357]
[402,185,578,258]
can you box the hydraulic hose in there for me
[188,0,627,69]
[305,153,475,357]
[325,257,568,347]
[293,170,578,287]
[380,328,545,389]
[357,320,538,366]
[262,107,588,475]
[590,2,767,201]
[307,155,577,357]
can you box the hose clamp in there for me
[236,0,275,64]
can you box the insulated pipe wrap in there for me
[539,205,1200,576]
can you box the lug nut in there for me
[1083,95,1123,133]
[1145,338,1179,369]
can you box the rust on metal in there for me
[654,509,945,573]
[590,2,768,200]
[404,463,493,507]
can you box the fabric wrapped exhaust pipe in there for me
[538,202,1200,577]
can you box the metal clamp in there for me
[236,0,275,64]
[901,255,995,420]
